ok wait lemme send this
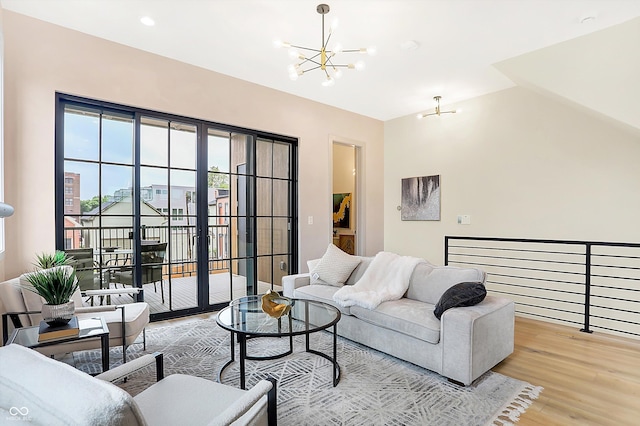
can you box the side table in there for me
[6,317,110,372]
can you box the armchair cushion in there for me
[0,278,30,327]
[0,344,145,425]
[78,302,149,344]
[0,345,275,426]
[134,375,270,426]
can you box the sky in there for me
[64,110,230,201]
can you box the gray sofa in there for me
[282,256,515,385]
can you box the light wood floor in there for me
[492,316,640,425]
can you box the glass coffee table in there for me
[216,295,341,389]
[6,317,110,372]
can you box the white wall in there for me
[0,11,384,278]
[495,17,640,134]
[384,86,640,265]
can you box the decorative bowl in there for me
[261,290,292,318]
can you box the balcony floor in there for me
[85,273,281,315]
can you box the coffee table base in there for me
[218,324,341,390]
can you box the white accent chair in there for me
[0,271,149,364]
[0,344,277,425]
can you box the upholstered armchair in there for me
[0,274,149,364]
[0,344,277,425]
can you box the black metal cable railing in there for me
[445,236,640,339]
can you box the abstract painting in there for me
[401,175,440,221]
[333,193,352,228]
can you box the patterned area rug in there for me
[73,318,542,426]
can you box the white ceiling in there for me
[2,0,640,121]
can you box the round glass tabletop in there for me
[216,295,341,337]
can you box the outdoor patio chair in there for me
[111,242,167,303]
[64,247,112,305]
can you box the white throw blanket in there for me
[333,252,426,309]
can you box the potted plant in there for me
[33,251,72,269]
[21,251,79,326]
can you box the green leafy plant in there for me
[21,252,78,305]
[23,267,78,305]
[34,251,71,269]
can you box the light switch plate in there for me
[458,215,471,225]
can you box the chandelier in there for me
[417,96,457,119]
[275,3,376,87]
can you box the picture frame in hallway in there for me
[333,193,352,228]
[401,175,441,221]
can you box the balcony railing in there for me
[445,236,640,339]
[64,224,231,277]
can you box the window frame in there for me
[54,93,299,319]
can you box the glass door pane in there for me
[207,129,231,304]
[256,139,291,294]
[62,105,136,300]
[207,129,258,304]
[138,118,199,314]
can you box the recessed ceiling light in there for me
[580,15,596,24]
[400,40,420,51]
[140,16,155,26]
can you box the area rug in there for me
[73,318,542,426]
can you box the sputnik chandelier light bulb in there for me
[417,96,457,119]
[275,3,376,87]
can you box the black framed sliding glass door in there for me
[206,130,295,304]
[55,94,297,320]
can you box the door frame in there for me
[329,136,365,256]
[55,93,299,321]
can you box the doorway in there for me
[55,94,298,321]
[331,141,362,255]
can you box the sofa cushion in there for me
[434,282,487,320]
[294,284,352,315]
[345,256,374,285]
[309,244,361,287]
[406,264,486,305]
[350,299,441,344]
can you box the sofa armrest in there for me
[282,273,311,298]
[440,295,514,385]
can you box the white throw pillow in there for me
[309,244,361,287]
[307,258,330,286]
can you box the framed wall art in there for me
[333,193,352,228]
[401,175,440,221]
